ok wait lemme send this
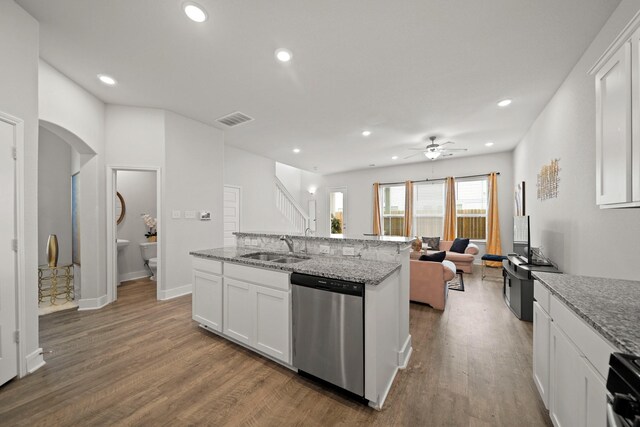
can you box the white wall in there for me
[276,162,303,204]
[321,152,514,256]
[116,170,157,281]
[163,111,224,298]
[513,0,640,280]
[0,0,40,369]
[39,60,106,307]
[38,126,72,266]
[105,105,165,167]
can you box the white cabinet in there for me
[192,258,223,332]
[533,301,551,408]
[593,24,640,208]
[224,278,253,345]
[222,266,291,364]
[579,358,608,427]
[549,322,581,427]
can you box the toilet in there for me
[139,242,158,281]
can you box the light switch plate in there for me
[251,239,259,246]
[185,210,196,219]
[244,238,251,245]
[342,247,355,256]
[199,211,211,221]
[319,245,330,254]
[172,210,181,219]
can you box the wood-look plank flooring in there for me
[0,270,551,426]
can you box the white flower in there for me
[141,214,157,230]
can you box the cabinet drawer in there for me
[550,296,617,378]
[224,262,289,291]
[192,257,222,275]
[534,281,550,314]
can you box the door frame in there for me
[223,184,242,245]
[0,112,26,377]
[106,166,162,303]
[327,186,347,236]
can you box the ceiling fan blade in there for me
[442,148,468,152]
[439,141,454,146]
[408,148,426,151]
[403,152,423,159]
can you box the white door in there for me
[533,302,550,408]
[0,119,18,386]
[254,285,290,363]
[549,322,581,427]
[223,186,240,246]
[223,278,252,345]
[329,188,347,236]
[192,270,223,332]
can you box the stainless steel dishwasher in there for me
[291,272,364,397]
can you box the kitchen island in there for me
[190,233,412,410]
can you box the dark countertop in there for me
[190,247,401,286]
[533,272,640,356]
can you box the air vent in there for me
[216,111,254,127]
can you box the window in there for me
[413,182,445,238]
[381,185,405,236]
[455,178,488,240]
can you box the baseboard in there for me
[398,334,412,368]
[369,365,399,411]
[118,270,150,283]
[159,284,192,300]
[26,348,45,374]
[77,294,109,311]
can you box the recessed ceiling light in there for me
[97,74,117,86]
[275,48,292,63]
[362,130,371,137]
[183,2,208,22]
[485,142,494,147]
[293,148,300,153]
[497,99,512,107]
[391,156,398,160]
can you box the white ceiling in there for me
[17,0,620,174]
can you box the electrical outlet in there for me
[251,239,259,246]
[342,247,355,256]
[319,245,330,254]
[184,210,196,219]
[172,210,181,219]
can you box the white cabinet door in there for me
[595,41,632,205]
[224,278,253,345]
[579,358,608,427]
[192,270,223,332]
[549,322,581,427]
[533,302,551,409]
[254,285,290,363]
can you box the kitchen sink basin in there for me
[241,252,285,261]
[241,252,310,263]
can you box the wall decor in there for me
[514,181,526,215]
[71,172,81,265]
[537,159,560,200]
[116,191,126,225]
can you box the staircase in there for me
[275,177,309,233]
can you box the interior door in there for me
[0,118,18,386]
[223,186,240,246]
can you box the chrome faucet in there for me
[304,227,313,253]
[280,235,294,254]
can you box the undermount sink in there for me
[241,252,310,264]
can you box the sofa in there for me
[424,240,479,273]
[409,257,456,310]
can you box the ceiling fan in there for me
[404,136,468,161]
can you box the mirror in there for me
[116,192,126,225]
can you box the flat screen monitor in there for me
[513,215,531,264]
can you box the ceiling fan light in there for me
[425,151,441,160]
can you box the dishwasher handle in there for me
[291,273,364,296]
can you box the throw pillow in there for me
[421,236,440,250]
[450,238,470,253]
[419,251,446,263]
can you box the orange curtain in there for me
[486,172,502,267]
[403,180,413,237]
[443,177,456,240]
[372,182,382,235]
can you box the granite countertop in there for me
[234,231,414,247]
[533,271,640,356]
[190,247,401,286]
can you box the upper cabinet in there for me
[592,20,640,208]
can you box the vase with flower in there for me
[141,214,157,242]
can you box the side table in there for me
[38,264,74,305]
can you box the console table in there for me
[502,255,560,321]
[38,264,74,305]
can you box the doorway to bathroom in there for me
[107,167,162,302]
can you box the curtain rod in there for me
[375,172,500,187]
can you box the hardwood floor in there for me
[0,270,551,426]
